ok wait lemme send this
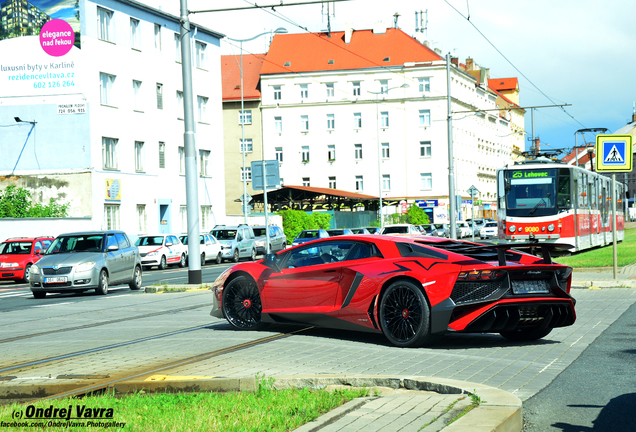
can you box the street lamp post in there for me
[368,83,409,228]
[226,28,287,224]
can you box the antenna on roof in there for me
[321,1,334,37]
[393,12,400,29]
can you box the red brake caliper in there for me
[243,299,252,309]
[402,309,409,319]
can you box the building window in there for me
[178,146,185,174]
[196,41,207,69]
[301,115,309,132]
[159,142,165,169]
[420,141,431,158]
[239,110,252,125]
[274,116,282,133]
[102,137,118,169]
[137,204,147,233]
[352,81,361,96]
[380,111,389,128]
[104,204,120,230]
[302,146,310,162]
[197,96,208,122]
[154,23,161,51]
[382,142,390,159]
[300,84,308,99]
[130,18,140,49]
[133,80,142,111]
[329,176,336,189]
[240,139,253,153]
[327,144,336,161]
[275,147,283,162]
[354,112,362,128]
[241,167,252,181]
[380,80,389,94]
[355,175,363,191]
[176,91,184,119]
[100,73,115,106]
[156,83,163,109]
[354,144,363,160]
[180,205,187,232]
[97,7,113,42]
[326,83,334,97]
[419,109,431,127]
[327,114,335,130]
[302,177,310,187]
[174,33,181,62]
[199,150,210,177]
[382,174,391,191]
[420,173,433,190]
[201,206,212,231]
[273,85,281,100]
[135,141,144,172]
[418,77,430,93]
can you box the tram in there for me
[496,154,626,252]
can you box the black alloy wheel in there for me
[500,326,553,342]
[222,275,266,330]
[379,280,436,348]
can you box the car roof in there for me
[57,231,126,236]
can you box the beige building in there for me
[221,54,265,216]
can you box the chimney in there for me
[534,138,541,153]
[465,58,474,71]
[451,57,458,66]
[344,23,352,44]
[632,113,636,123]
[373,22,386,34]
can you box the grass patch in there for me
[554,227,636,268]
[0,377,369,432]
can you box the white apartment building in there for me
[259,27,523,222]
[0,0,225,238]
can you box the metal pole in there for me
[471,191,475,242]
[612,173,618,279]
[376,94,383,228]
[531,108,535,156]
[575,132,579,168]
[240,41,248,224]
[179,0,201,284]
[263,161,271,255]
[446,53,457,239]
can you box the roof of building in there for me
[249,185,377,204]
[221,54,265,101]
[261,27,443,75]
[488,78,518,92]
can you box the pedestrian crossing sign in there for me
[595,135,633,172]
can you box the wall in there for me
[0,217,93,242]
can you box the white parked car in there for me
[457,221,472,238]
[135,234,187,270]
[379,224,422,235]
[479,222,499,240]
[179,234,223,265]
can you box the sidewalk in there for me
[571,263,636,288]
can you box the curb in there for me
[144,284,212,293]
[571,279,636,289]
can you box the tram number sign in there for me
[596,135,633,172]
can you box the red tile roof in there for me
[488,78,518,92]
[261,28,443,75]
[221,54,265,101]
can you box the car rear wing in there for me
[460,242,573,266]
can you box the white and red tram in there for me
[496,157,626,252]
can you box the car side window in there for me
[107,234,118,249]
[34,241,43,252]
[115,233,130,249]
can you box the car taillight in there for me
[457,270,506,280]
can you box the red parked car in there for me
[0,236,54,283]
[210,235,576,348]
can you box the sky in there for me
[154,0,636,155]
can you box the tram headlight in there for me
[547,224,555,232]
[509,225,516,233]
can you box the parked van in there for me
[210,225,256,262]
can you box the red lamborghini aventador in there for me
[210,235,576,348]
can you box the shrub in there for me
[0,185,69,218]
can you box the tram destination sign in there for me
[595,134,633,172]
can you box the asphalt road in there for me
[522,300,636,432]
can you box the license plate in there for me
[512,280,550,294]
[44,277,67,284]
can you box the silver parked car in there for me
[29,231,143,298]
[252,225,287,255]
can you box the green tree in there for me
[407,204,430,225]
[276,209,332,244]
[0,185,70,218]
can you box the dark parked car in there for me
[30,231,142,298]
[327,229,354,237]
[291,229,329,247]
[211,235,576,347]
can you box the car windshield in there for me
[383,226,408,234]
[485,222,498,228]
[253,228,267,237]
[46,235,104,254]
[0,241,31,255]
[298,231,320,239]
[211,230,237,240]
[328,230,345,236]
[135,236,165,246]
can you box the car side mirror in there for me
[165,242,173,247]
[262,254,281,273]
[108,244,119,251]
[34,249,43,255]
[237,235,243,242]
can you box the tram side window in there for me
[590,179,598,210]
[557,169,571,209]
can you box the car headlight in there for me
[76,261,96,272]
[509,225,516,233]
[0,262,19,268]
[31,264,40,274]
[547,224,555,232]
[147,251,159,257]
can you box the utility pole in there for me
[446,53,457,239]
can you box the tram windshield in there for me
[504,168,558,217]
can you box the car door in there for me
[261,241,349,313]
[115,233,136,279]
[106,233,125,282]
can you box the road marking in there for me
[0,292,31,298]
[145,375,215,381]
[33,302,73,308]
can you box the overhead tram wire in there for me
[443,0,587,129]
